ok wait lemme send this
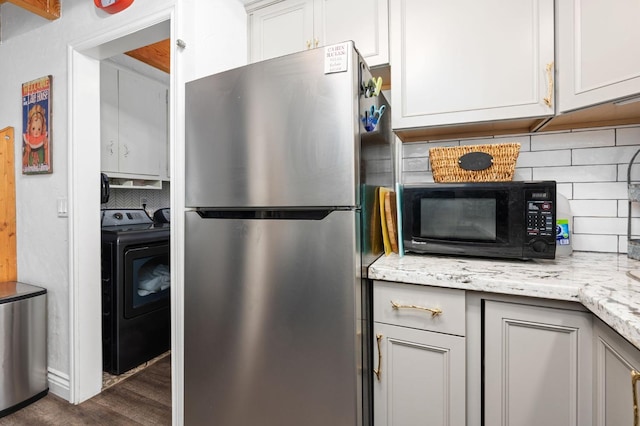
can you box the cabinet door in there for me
[594,318,640,426]
[484,300,592,426]
[117,69,165,177]
[248,0,315,62]
[390,0,554,129]
[320,0,389,67]
[373,322,465,426]
[100,62,119,173]
[556,0,640,112]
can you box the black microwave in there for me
[402,181,556,260]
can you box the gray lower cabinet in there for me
[593,317,640,426]
[374,281,640,426]
[373,323,465,426]
[484,300,593,426]
[373,281,466,426]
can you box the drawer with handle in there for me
[373,280,465,336]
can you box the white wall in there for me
[401,125,640,254]
[0,0,247,404]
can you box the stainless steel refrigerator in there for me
[184,41,393,426]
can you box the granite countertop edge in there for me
[368,251,640,350]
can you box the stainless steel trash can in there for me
[0,282,48,417]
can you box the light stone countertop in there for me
[368,251,640,350]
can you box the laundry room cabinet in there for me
[246,0,389,67]
[100,62,168,182]
[389,0,555,131]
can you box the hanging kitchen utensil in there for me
[361,104,386,132]
[362,77,383,98]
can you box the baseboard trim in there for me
[47,368,70,402]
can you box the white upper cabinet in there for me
[117,70,167,177]
[100,63,120,174]
[556,0,640,113]
[247,0,389,67]
[319,0,389,67]
[248,0,316,62]
[390,0,555,130]
[100,62,168,181]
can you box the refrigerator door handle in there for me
[196,209,341,220]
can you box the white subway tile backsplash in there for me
[532,165,617,183]
[617,235,640,254]
[616,127,640,146]
[494,135,531,151]
[402,172,434,184]
[459,138,492,146]
[425,140,460,148]
[398,125,640,255]
[570,200,617,217]
[618,200,640,217]
[459,135,532,151]
[572,234,619,252]
[618,162,640,182]
[573,182,628,199]
[531,129,614,151]
[619,237,629,254]
[557,183,573,199]
[516,150,571,168]
[403,157,429,172]
[574,217,626,235]
[572,145,640,166]
[513,168,532,181]
[402,143,431,158]
[629,218,640,238]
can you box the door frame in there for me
[67,6,176,408]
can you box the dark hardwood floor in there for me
[0,355,171,425]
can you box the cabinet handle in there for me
[390,300,442,317]
[543,62,554,108]
[306,40,311,49]
[633,370,640,426]
[314,38,319,48]
[122,144,130,158]
[374,333,382,381]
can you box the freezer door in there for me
[185,44,360,208]
[184,210,364,426]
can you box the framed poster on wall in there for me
[22,75,52,174]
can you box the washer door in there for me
[123,242,170,319]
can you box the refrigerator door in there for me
[184,210,364,426]
[185,43,360,209]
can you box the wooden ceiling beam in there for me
[1,0,60,20]
[125,39,171,74]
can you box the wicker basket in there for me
[429,143,521,182]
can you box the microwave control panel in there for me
[526,200,554,237]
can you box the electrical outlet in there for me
[140,197,148,207]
